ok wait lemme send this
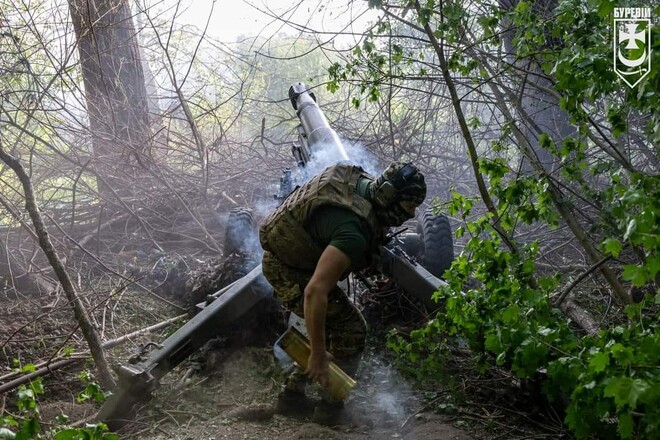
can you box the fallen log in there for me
[560,299,600,336]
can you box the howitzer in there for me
[97,82,453,429]
[284,82,454,305]
[289,82,348,165]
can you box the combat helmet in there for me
[370,162,426,226]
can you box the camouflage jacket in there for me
[259,163,385,272]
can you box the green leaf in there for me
[609,343,635,366]
[20,364,36,374]
[484,333,497,350]
[602,238,622,257]
[30,378,44,395]
[15,418,40,440]
[418,7,432,26]
[604,377,649,408]
[618,411,634,439]
[623,219,637,241]
[368,86,380,102]
[622,265,647,286]
[502,305,520,324]
[0,428,16,440]
[588,351,609,373]
[597,0,616,18]
[607,106,627,137]
[514,1,530,16]
[538,327,554,337]
[54,430,80,440]
[468,116,481,129]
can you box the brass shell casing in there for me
[277,326,356,400]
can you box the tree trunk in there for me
[68,0,152,187]
[498,0,575,173]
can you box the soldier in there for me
[259,161,426,425]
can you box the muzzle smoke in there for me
[298,137,384,184]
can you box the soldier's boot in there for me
[276,389,315,418]
[312,399,347,426]
[276,369,314,418]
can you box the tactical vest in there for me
[259,164,385,272]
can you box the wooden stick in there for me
[0,314,186,392]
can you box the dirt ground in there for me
[2,253,565,440]
[1,291,565,440]
[109,347,476,440]
[0,291,471,439]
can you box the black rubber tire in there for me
[224,208,260,256]
[416,208,454,279]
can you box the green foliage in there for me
[53,424,118,440]
[389,117,658,439]
[76,371,111,403]
[561,313,659,439]
[390,173,659,438]
[328,1,658,437]
[599,172,659,293]
[513,0,659,143]
[0,377,116,440]
[1,377,44,440]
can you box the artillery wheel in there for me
[416,208,454,279]
[224,208,260,256]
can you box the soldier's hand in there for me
[305,351,332,388]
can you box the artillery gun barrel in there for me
[288,82,349,161]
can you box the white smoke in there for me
[374,390,406,419]
[250,135,385,227]
[352,356,419,427]
[253,197,279,219]
[344,140,382,176]
[296,138,384,186]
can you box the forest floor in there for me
[1,302,566,440]
[1,249,568,440]
[0,293,473,439]
[112,346,476,440]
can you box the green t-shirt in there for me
[306,205,371,269]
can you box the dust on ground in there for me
[104,346,475,440]
[2,290,564,440]
[2,250,565,440]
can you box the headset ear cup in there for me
[373,181,398,207]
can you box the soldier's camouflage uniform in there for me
[260,162,426,399]
[261,250,366,392]
[260,164,382,396]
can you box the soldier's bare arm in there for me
[303,245,351,387]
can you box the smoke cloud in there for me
[351,356,420,428]
[295,138,384,186]
[242,135,384,284]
